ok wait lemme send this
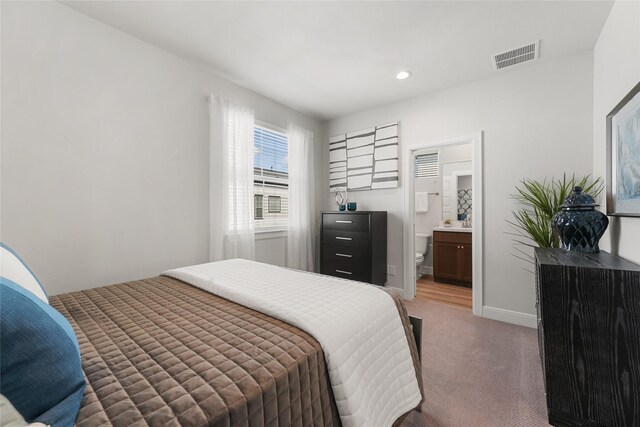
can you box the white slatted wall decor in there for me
[329,122,399,190]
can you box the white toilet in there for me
[415,233,432,277]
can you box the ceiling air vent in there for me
[492,41,539,70]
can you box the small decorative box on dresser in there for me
[535,248,640,427]
[320,211,387,285]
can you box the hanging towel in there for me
[415,192,429,213]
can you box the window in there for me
[254,125,288,228]
[268,196,282,213]
[414,152,439,178]
[254,195,264,220]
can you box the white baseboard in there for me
[482,306,537,328]
[418,266,433,276]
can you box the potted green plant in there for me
[508,174,603,264]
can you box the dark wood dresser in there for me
[320,211,387,285]
[535,248,640,427]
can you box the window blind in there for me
[254,125,288,228]
[414,152,439,178]
[255,126,288,176]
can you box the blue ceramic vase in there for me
[551,186,609,253]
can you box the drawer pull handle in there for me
[336,220,353,224]
[335,236,352,241]
[336,269,352,275]
[336,253,352,258]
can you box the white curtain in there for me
[287,123,315,271]
[209,95,255,261]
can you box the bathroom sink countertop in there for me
[433,226,473,233]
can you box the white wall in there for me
[255,231,288,267]
[324,52,594,321]
[459,175,472,192]
[593,0,640,264]
[0,2,323,294]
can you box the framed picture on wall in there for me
[606,80,640,217]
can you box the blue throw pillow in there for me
[0,278,85,427]
[1,242,48,303]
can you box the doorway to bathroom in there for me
[402,132,483,316]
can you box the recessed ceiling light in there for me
[396,71,412,80]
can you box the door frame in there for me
[402,132,484,317]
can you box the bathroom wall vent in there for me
[492,40,539,70]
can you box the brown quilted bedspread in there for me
[50,276,423,427]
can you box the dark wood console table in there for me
[535,248,640,426]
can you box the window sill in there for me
[255,228,288,240]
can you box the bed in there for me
[48,259,423,427]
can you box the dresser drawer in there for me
[323,245,369,266]
[327,268,369,282]
[433,230,472,245]
[322,230,369,248]
[322,213,369,232]
[322,256,370,282]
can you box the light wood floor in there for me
[416,275,472,309]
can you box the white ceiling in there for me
[62,1,613,121]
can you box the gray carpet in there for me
[399,299,550,427]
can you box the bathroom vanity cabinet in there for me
[433,230,472,286]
